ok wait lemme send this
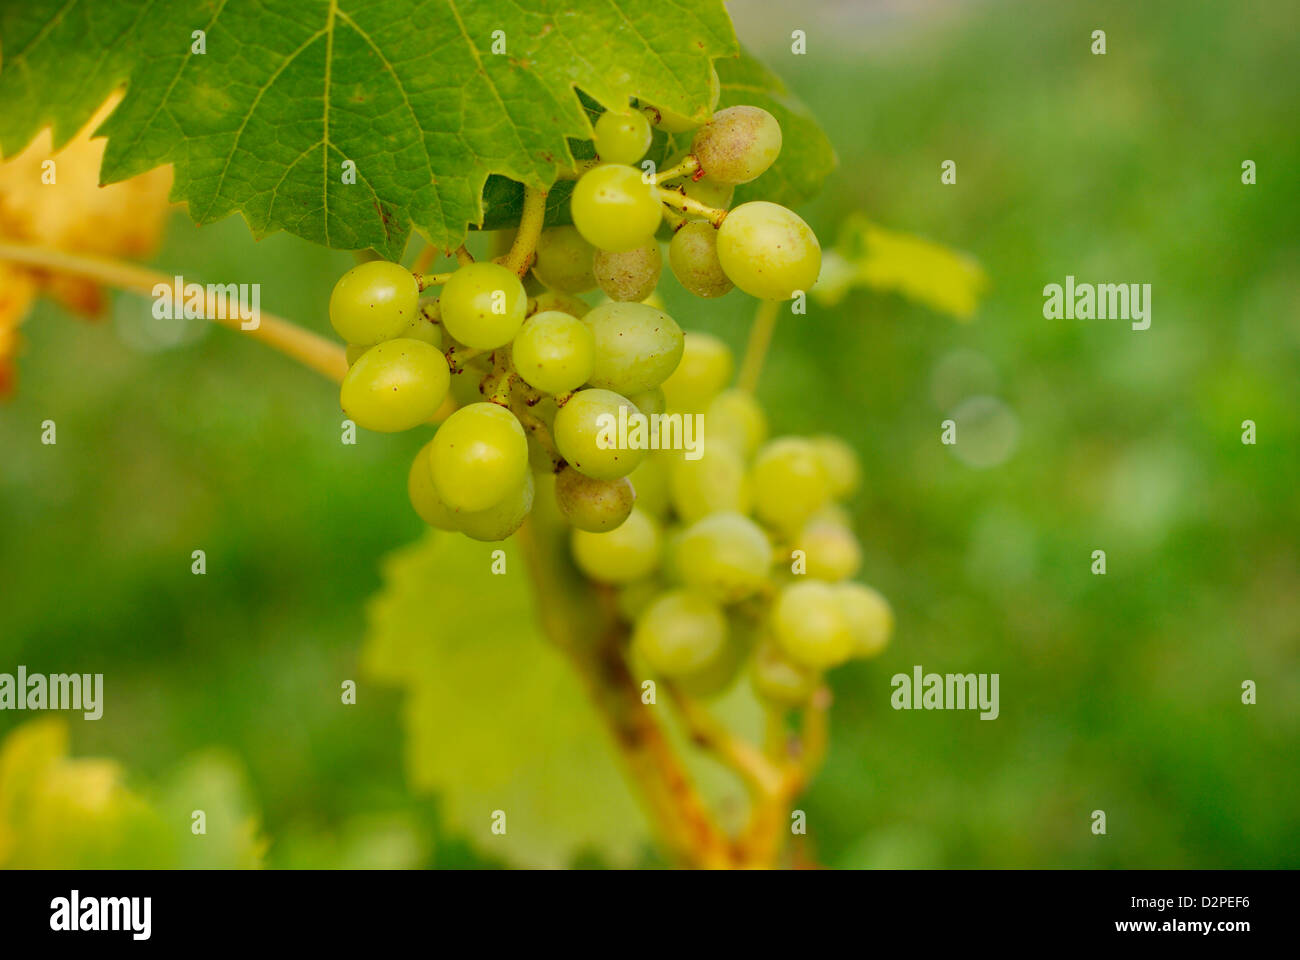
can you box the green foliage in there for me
[361,532,651,867]
[0,0,737,257]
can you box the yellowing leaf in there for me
[814,214,989,320]
[0,92,173,395]
[0,718,265,869]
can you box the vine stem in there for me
[653,155,700,184]
[503,186,547,275]
[658,189,727,227]
[737,298,781,393]
[0,242,347,383]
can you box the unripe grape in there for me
[448,355,490,407]
[626,454,670,518]
[628,386,666,418]
[660,331,732,412]
[408,440,460,530]
[532,226,597,294]
[717,201,821,301]
[771,580,855,669]
[429,402,529,512]
[706,388,767,459]
[751,640,820,707]
[532,288,591,318]
[456,469,534,542]
[439,262,527,349]
[582,301,684,395]
[632,589,727,676]
[570,164,662,252]
[340,339,450,433]
[593,108,653,165]
[669,443,751,523]
[811,434,861,499]
[512,310,596,395]
[835,582,893,658]
[553,388,646,480]
[674,512,771,603]
[571,507,661,583]
[751,437,832,534]
[329,260,420,346]
[669,222,733,298]
[616,577,664,623]
[691,105,782,185]
[401,310,443,348]
[593,240,662,303]
[345,343,367,366]
[797,520,863,582]
[675,618,754,698]
[555,465,636,532]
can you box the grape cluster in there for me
[325,97,888,707]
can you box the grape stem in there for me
[0,242,347,383]
[665,682,785,797]
[737,298,780,393]
[454,245,475,266]
[502,186,547,276]
[653,155,701,184]
[658,188,727,228]
[417,271,454,291]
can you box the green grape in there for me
[771,580,855,669]
[668,222,734,298]
[626,454,670,518]
[345,343,367,367]
[706,388,767,459]
[632,589,727,676]
[674,512,771,603]
[811,434,862,499]
[616,577,663,623]
[329,260,420,346]
[340,339,450,433]
[408,440,459,530]
[593,240,662,303]
[429,402,529,511]
[691,105,782,185]
[532,288,591,318]
[554,465,635,532]
[553,388,646,480]
[448,355,490,408]
[716,201,821,301]
[593,109,653,165]
[660,331,732,411]
[835,582,893,658]
[571,507,661,583]
[658,522,686,584]
[401,310,443,348]
[512,310,596,395]
[751,437,832,534]
[628,386,666,418]
[797,520,863,582]
[582,301,684,395]
[439,262,527,349]
[532,226,597,294]
[675,614,756,698]
[570,164,663,253]
[668,442,751,523]
[751,639,820,707]
[456,468,534,542]
[807,502,854,529]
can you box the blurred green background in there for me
[2,0,1297,868]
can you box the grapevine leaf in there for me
[361,531,651,868]
[0,0,737,259]
[815,214,990,320]
[0,93,172,397]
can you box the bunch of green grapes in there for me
[324,95,885,705]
